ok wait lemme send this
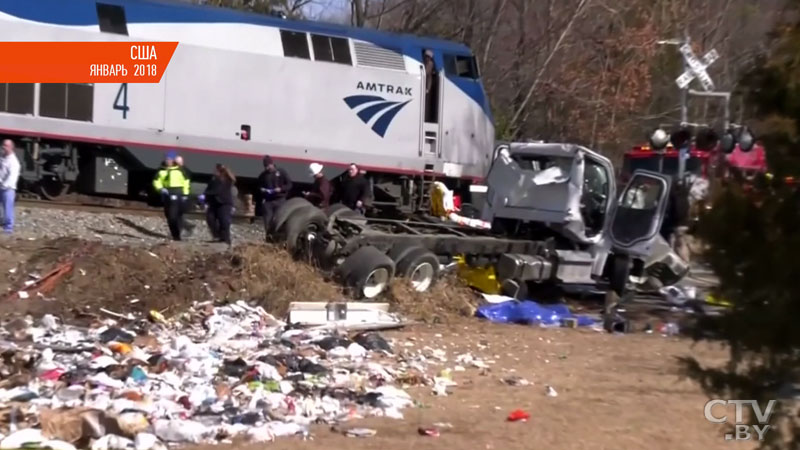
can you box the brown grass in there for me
[0,239,482,323]
[386,275,481,323]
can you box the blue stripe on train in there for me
[0,0,493,121]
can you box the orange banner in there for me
[0,42,178,83]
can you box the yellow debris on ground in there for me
[705,294,732,307]
[454,255,501,294]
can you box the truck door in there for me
[608,170,671,257]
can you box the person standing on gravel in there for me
[174,155,196,237]
[256,155,292,240]
[201,164,236,245]
[153,151,191,241]
[0,139,20,234]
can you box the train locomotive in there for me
[0,0,494,211]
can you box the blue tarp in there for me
[475,300,597,327]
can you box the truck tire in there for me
[387,243,422,265]
[395,247,440,292]
[271,198,313,237]
[326,203,352,217]
[336,246,395,300]
[284,206,328,256]
[327,202,367,226]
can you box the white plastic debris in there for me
[345,428,376,438]
[546,385,558,397]
[153,419,209,444]
[91,434,134,450]
[133,433,161,450]
[42,440,77,450]
[40,314,59,330]
[0,428,45,449]
[246,426,274,443]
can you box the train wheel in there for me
[396,247,440,292]
[38,175,70,200]
[284,206,327,258]
[336,246,395,300]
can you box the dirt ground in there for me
[201,322,749,450]
[0,237,749,449]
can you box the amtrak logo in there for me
[343,95,412,138]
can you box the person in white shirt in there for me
[0,139,21,233]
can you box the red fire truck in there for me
[620,142,767,184]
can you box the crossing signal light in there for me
[670,127,692,150]
[695,127,719,151]
[720,126,756,154]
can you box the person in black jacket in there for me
[256,155,292,239]
[201,164,236,245]
[340,163,369,214]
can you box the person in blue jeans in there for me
[0,139,20,234]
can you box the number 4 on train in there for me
[114,83,130,119]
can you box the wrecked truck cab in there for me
[482,142,617,245]
[481,142,688,294]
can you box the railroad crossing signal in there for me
[675,44,719,92]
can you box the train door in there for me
[420,49,442,162]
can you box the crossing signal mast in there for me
[653,32,756,185]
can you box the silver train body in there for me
[0,0,495,207]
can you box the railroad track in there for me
[16,195,257,224]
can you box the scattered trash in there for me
[344,428,377,438]
[507,409,530,422]
[418,427,440,437]
[502,376,531,387]
[287,302,404,329]
[546,385,558,397]
[7,261,75,301]
[0,300,425,447]
[660,285,696,306]
[355,332,393,353]
[658,322,680,336]
[562,318,578,328]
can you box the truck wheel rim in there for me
[410,262,434,292]
[298,223,321,256]
[362,268,389,299]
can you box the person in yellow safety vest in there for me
[153,150,191,241]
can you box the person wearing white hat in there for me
[303,162,332,209]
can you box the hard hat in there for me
[309,163,323,176]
